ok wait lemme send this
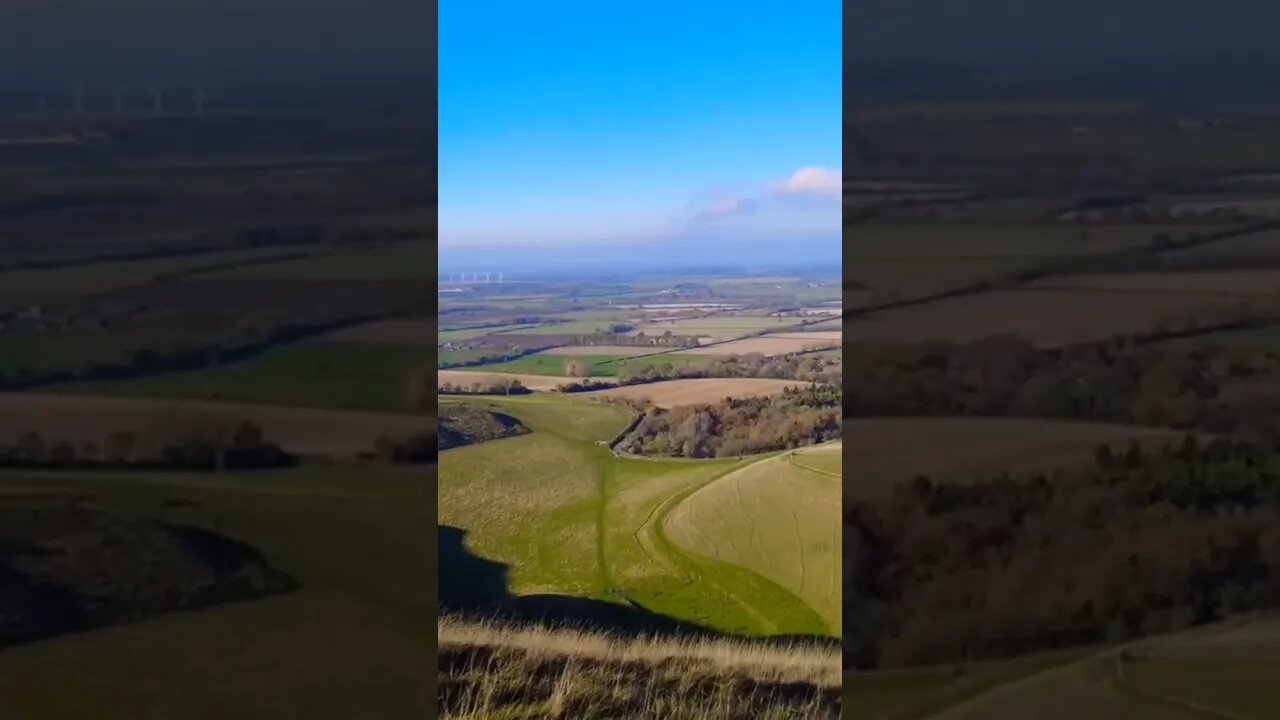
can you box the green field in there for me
[663,443,842,633]
[437,323,536,341]
[49,342,435,413]
[505,320,622,335]
[0,328,198,377]
[439,349,504,366]
[0,246,316,307]
[636,315,796,330]
[471,352,710,377]
[437,394,832,637]
[596,353,713,373]
[1163,324,1280,353]
[845,224,1215,301]
[845,648,1091,720]
[204,242,436,280]
[0,464,431,718]
[468,354,621,377]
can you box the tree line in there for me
[615,352,841,387]
[846,336,1280,445]
[846,435,1280,668]
[617,384,841,458]
[0,422,293,471]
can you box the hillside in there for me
[0,466,433,718]
[437,404,529,451]
[438,394,834,637]
[664,442,842,634]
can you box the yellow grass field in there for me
[0,393,432,458]
[587,378,811,408]
[664,443,842,633]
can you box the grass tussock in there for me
[438,615,841,719]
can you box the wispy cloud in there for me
[690,166,840,224]
[691,196,760,223]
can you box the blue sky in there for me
[439,1,841,254]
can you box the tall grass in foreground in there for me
[439,615,841,719]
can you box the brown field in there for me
[805,317,844,330]
[437,370,613,392]
[531,345,668,357]
[1029,269,1280,295]
[844,288,1254,347]
[310,317,438,344]
[767,331,843,341]
[845,417,1182,500]
[0,393,432,458]
[586,378,810,408]
[684,336,842,357]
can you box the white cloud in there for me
[768,166,842,198]
[689,166,841,224]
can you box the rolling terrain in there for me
[846,83,1280,716]
[438,394,836,638]
[0,96,436,717]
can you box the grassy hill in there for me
[846,612,1280,719]
[438,394,835,638]
[0,465,432,718]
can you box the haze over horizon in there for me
[0,0,431,86]
[848,0,1280,66]
[439,1,841,264]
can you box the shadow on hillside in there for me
[439,525,839,648]
[0,494,296,649]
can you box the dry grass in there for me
[438,615,841,719]
[586,378,810,408]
